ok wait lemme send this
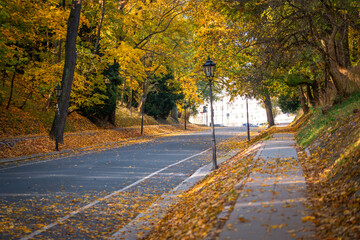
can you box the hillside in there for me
[0,91,184,160]
[296,93,360,239]
[0,88,158,139]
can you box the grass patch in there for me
[296,93,360,147]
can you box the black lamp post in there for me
[140,94,146,135]
[246,98,250,141]
[54,84,62,151]
[203,57,218,170]
[184,101,188,130]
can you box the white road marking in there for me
[20,149,209,240]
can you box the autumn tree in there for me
[50,0,82,143]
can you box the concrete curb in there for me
[110,149,240,240]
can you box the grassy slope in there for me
[296,93,360,239]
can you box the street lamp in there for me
[140,94,146,135]
[203,57,218,170]
[54,84,62,151]
[184,101,188,130]
[246,98,250,141]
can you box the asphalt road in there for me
[0,127,245,239]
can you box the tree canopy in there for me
[1,0,360,133]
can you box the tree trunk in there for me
[335,22,351,68]
[121,75,127,106]
[138,81,148,113]
[311,80,320,106]
[299,85,309,114]
[326,27,358,97]
[170,104,179,123]
[19,90,32,109]
[306,84,315,107]
[94,0,105,54]
[108,110,115,125]
[56,0,66,62]
[6,72,15,109]
[264,93,275,127]
[49,0,82,143]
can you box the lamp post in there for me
[54,84,62,151]
[184,101,188,130]
[140,94,146,135]
[203,57,218,170]
[246,98,250,141]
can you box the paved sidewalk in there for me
[218,133,314,240]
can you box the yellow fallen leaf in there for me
[271,223,287,229]
[301,216,315,222]
[238,217,250,223]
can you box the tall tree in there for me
[50,0,82,143]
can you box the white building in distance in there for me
[190,95,294,126]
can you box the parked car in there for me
[242,123,256,127]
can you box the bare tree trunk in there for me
[19,90,32,109]
[170,104,179,123]
[138,81,148,113]
[49,0,82,143]
[56,0,66,62]
[311,80,320,106]
[326,27,359,97]
[6,72,15,110]
[121,76,126,106]
[299,85,309,114]
[264,93,275,127]
[306,84,315,107]
[94,0,105,54]
[129,81,133,116]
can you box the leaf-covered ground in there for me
[296,95,360,239]
[0,124,207,160]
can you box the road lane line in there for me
[20,149,209,240]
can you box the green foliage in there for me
[73,55,122,120]
[278,93,300,114]
[145,72,184,120]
